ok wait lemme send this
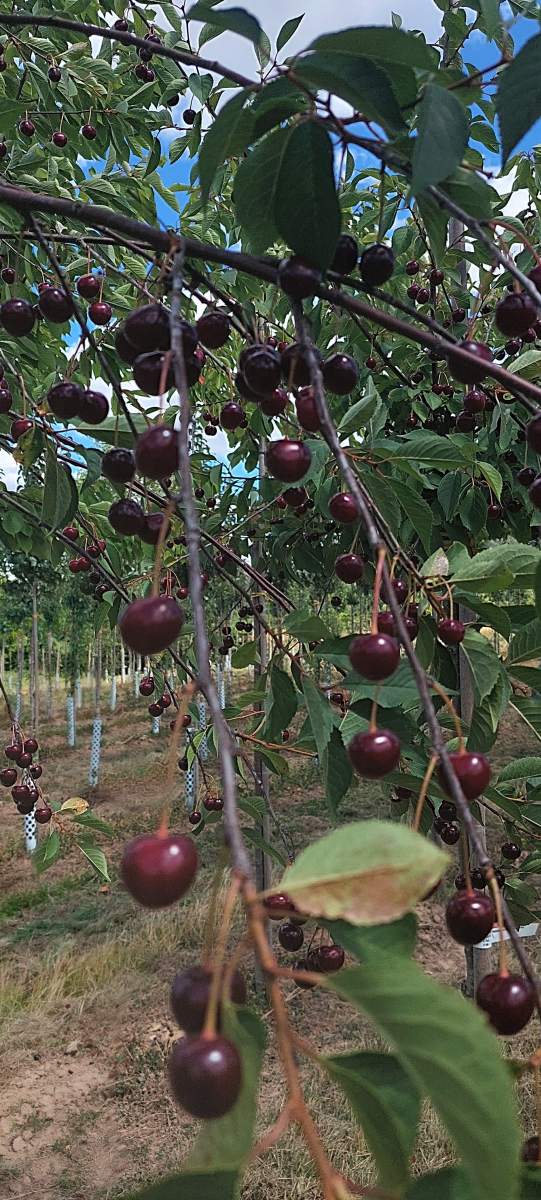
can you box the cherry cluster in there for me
[264,891,345,978]
[0,729,51,823]
[63,525,109,600]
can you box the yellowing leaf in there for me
[61,797,89,814]
[279,821,447,925]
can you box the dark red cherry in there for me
[329,492,359,523]
[89,301,112,324]
[108,498,145,536]
[405,259,419,276]
[79,389,109,424]
[77,274,101,299]
[517,466,536,486]
[121,831,197,908]
[476,972,535,1035]
[119,595,183,654]
[81,123,97,139]
[184,107,196,124]
[265,439,311,483]
[331,235,358,276]
[283,486,307,508]
[170,964,246,1032]
[348,633,399,680]
[501,841,521,861]
[487,502,503,520]
[36,805,52,824]
[16,750,32,768]
[135,424,179,478]
[260,387,288,416]
[0,767,17,786]
[133,352,175,395]
[11,417,33,440]
[115,323,139,365]
[263,892,298,921]
[437,617,465,645]
[140,512,168,545]
[1,298,35,336]
[48,65,62,82]
[24,737,38,754]
[196,311,230,348]
[439,822,460,845]
[440,750,491,800]
[102,447,135,484]
[447,341,493,385]
[439,800,456,822]
[220,401,244,431]
[522,1136,540,1163]
[407,283,420,299]
[19,118,35,138]
[322,353,359,395]
[416,287,430,303]
[124,303,171,353]
[278,255,321,299]
[243,347,281,396]
[139,675,155,696]
[188,810,201,825]
[0,389,11,413]
[446,890,494,945]
[1,267,15,284]
[52,130,67,148]
[359,243,394,286]
[295,387,320,432]
[377,611,396,636]
[280,341,320,387]
[315,945,345,973]
[168,1034,241,1118]
[455,412,476,433]
[148,701,164,717]
[334,553,364,583]
[495,292,537,336]
[463,389,486,413]
[278,921,304,952]
[348,729,400,778]
[12,784,32,804]
[47,381,84,419]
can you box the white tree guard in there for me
[88,717,102,787]
[225,651,232,702]
[216,664,226,710]
[198,698,208,761]
[185,759,196,813]
[151,714,160,736]
[24,809,37,854]
[66,694,76,747]
[134,670,141,698]
[75,677,82,708]
[110,676,117,712]
[14,691,21,722]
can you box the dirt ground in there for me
[0,680,539,1200]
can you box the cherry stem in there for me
[369,689,380,733]
[151,498,174,597]
[429,677,464,749]
[461,828,473,892]
[412,755,438,833]
[371,547,387,634]
[487,867,508,974]
[202,872,241,1039]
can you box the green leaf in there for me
[187,4,263,46]
[411,85,468,194]
[123,1171,239,1200]
[77,843,110,880]
[510,697,541,745]
[295,53,406,133]
[325,914,418,961]
[72,811,114,836]
[144,136,162,177]
[280,820,446,923]
[460,486,487,536]
[337,389,379,437]
[477,460,503,500]
[416,192,448,265]
[467,669,510,753]
[187,1007,266,1171]
[233,126,285,253]
[438,167,496,219]
[33,830,61,873]
[534,559,541,623]
[302,675,335,761]
[41,446,79,531]
[199,89,253,203]
[284,610,331,641]
[322,1052,421,1192]
[273,121,341,271]
[507,619,541,666]
[405,1168,473,1200]
[497,33,541,162]
[322,727,353,816]
[461,628,501,704]
[388,477,433,553]
[276,14,304,52]
[309,26,437,71]
[450,547,515,593]
[242,826,287,867]
[497,757,541,786]
[266,663,297,742]
[231,641,258,669]
[328,956,520,1200]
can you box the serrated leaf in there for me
[411,85,468,194]
[72,811,114,837]
[123,1171,239,1200]
[233,125,285,253]
[460,486,487,536]
[322,727,353,816]
[507,619,541,666]
[461,629,501,704]
[273,121,341,270]
[309,26,437,71]
[231,641,258,669]
[322,1052,421,1191]
[325,914,418,960]
[295,53,406,133]
[510,697,541,746]
[302,675,335,761]
[477,460,503,500]
[498,757,541,785]
[266,662,297,742]
[416,192,448,266]
[242,826,286,867]
[144,136,162,177]
[337,389,379,437]
[284,610,331,641]
[328,956,520,1200]
[388,477,433,552]
[187,4,263,46]
[497,32,541,163]
[199,89,253,203]
[77,843,110,881]
[405,1167,473,1200]
[276,14,304,52]
[33,830,61,874]
[280,820,446,924]
[534,559,541,622]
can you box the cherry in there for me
[487,502,503,520]
[278,921,304,952]
[501,841,521,861]
[0,391,10,414]
[283,486,307,508]
[108,498,145,536]
[149,701,164,717]
[446,890,494,945]
[135,424,179,478]
[141,512,167,545]
[331,234,358,275]
[119,595,184,654]
[315,945,345,973]
[452,307,466,323]
[439,822,460,845]
[184,108,196,125]
[196,311,230,348]
[16,795,35,815]
[47,381,84,420]
[168,1033,241,1118]
[265,438,311,483]
[52,130,67,148]
[77,274,101,300]
[263,892,296,921]
[517,466,536,486]
[334,553,364,583]
[11,417,33,440]
[189,810,201,825]
[439,800,456,822]
[329,492,359,524]
[447,340,493,385]
[526,415,541,452]
[79,389,109,424]
[1,266,15,284]
[295,387,320,432]
[437,617,465,645]
[121,831,197,908]
[48,65,62,82]
[24,737,38,754]
[102,447,135,484]
[89,301,112,325]
[81,123,97,139]
[170,964,246,1032]
[12,784,32,805]
[0,767,17,786]
[220,401,244,431]
[19,118,35,138]
[349,633,399,681]
[455,412,476,433]
[115,324,139,364]
[1,298,35,336]
[260,387,288,417]
[407,283,420,299]
[29,763,42,780]
[348,729,400,778]
[359,243,394,286]
[133,351,175,395]
[278,255,321,299]
[495,292,536,336]
[242,346,281,396]
[389,578,408,603]
[416,287,430,304]
[440,749,491,800]
[476,972,535,1034]
[365,355,377,369]
[36,805,52,824]
[463,389,486,414]
[280,341,320,387]
[68,558,83,573]
[282,729,290,742]
[139,676,155,697]
[505,337,521,355]
[522,1136,540,1163]
[377,612,396,636]
[168,94,180,106]
[322,353,359,395]
[124,303,171,353]
[405,260,419,275]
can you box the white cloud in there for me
[0,449,19,491]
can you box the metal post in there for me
[15,636,23,723]
[89,635,102,789]
[46,630,53,719]
[252,437,272,998]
